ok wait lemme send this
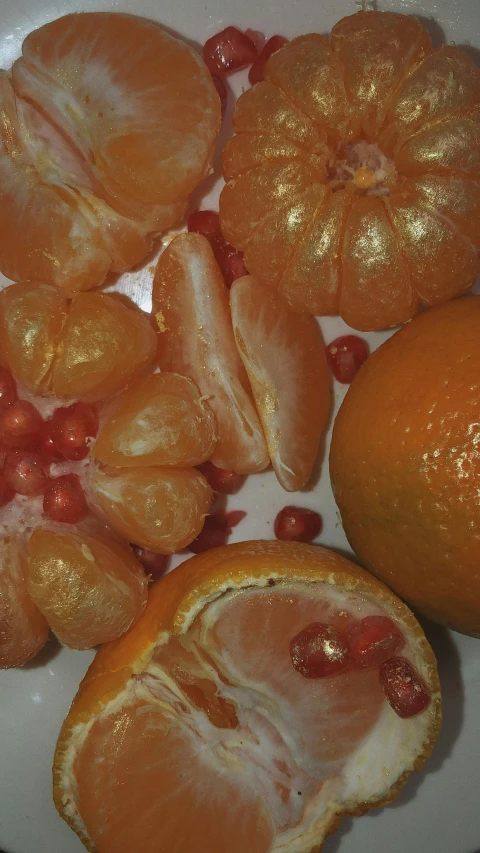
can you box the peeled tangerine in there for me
[0,13,220,292]
[153,234,330,488]
[53,541,441,853]
[220,10,480,331]
[0,282,215,667]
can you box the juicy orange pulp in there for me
[219,11,480,331]
[54,542,440,853]
[0,12,221,291]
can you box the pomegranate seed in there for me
[248,35,288,85]
[348,616,405,670]
[326,335,369,384]
[211,75,228,118]
[43,473,87,524]
[197,461,246,494]
[188,513,230,553]
[225,509,247,527]
[0,470,15,507]
[379,657,431,718]
[290,622,351,678]
[214,243,249,287]
[203,27,258,76]
[0,400,44,449]
[38,423,64,462]
[131,546,170,580]
[274,505,322,543]
[50,402,99,461]
[188,210,225,254]
[0,367,17,410]
[245,29,266,52]
[4,450,48,496]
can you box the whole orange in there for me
[330,295,480,636]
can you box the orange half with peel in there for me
[219,10,480,331]
[54,541,441,853]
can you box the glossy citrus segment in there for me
[153,233,268,474]
[330,296,480,636]
[53,542,440,853]
[27,529,147,649]
[230,276,330,490]
[93,372,217,468]
[0,536,49,667]
[89,465,212,554]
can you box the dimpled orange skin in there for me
[330,296,480,636]
[219,10,480,331]
[53,540,441,853]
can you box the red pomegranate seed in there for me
[248,35,288,85]
[0,400,44,449]
[188,210,224,253]
[4,450,48,496]
[215,243,249,287]
[0,470,15,507]
[290,622,351,678]
[203,27,258,75]
[379,656,431,718]
[245,28,266,52]
[348,615,405,670]
[131,546,170,580]
[326,335,369,384]
[43,473,87,524]
[197,461,246,494]
[211,75,228,118]
[50,402,99,461]
[274,505,322,543]
[0,367,17,410]
[225,509,247,527]
[188,513,230,553]
[38,423,64,462]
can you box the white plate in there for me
[0,1,479,852]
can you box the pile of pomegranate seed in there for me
[248,35,289,84]
[326,335,369,384]
[188,508,246,553]
[197,460,246,494]
[289,616,431,719]
[274,505,322,543]
[0,367,98,524]
[188,209,248,288]
[131,547,171,581]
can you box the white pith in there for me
[330,140,395,196]
[57,578,439,852]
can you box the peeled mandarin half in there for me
[230,276,330,490]
[89,465,212,554]
[53,541,440,853]
[0,535,49,667]
[93,373,217,468]
[27,529,147,650]
[0,13,220,291]
[220,10,480,331]
[153,233,269,474]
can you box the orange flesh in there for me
[72,584,391,853]
[153,234,269,474]
[0,536,49,667]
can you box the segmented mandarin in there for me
[0,13,220,291]
[220,10,480,330]
[43,474,87,524]
[4,450,48,496]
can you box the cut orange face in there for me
[153,233,269,474]
[0,13,220,291]
[54,541,440,853]
[230,276,330,490]
[219,10,480,330]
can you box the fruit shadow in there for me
[323,619,464,852]
[21,633,61,669]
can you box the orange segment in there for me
[406,175,480,248]
[53,542,441,853]
[330,11,430,138]
[89,465,212,554]
[153,234,269,474]
[386,193,479,305]
[0,536,49,668]
[230,277,330,491]
[93,373,217,468]
[396,109,480,177]
[340,196,418,330]
[0,283,68,394]
[51,293,156,401]
[27,529,147,649]
[222,132,325,180]
[13,12,220,210]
